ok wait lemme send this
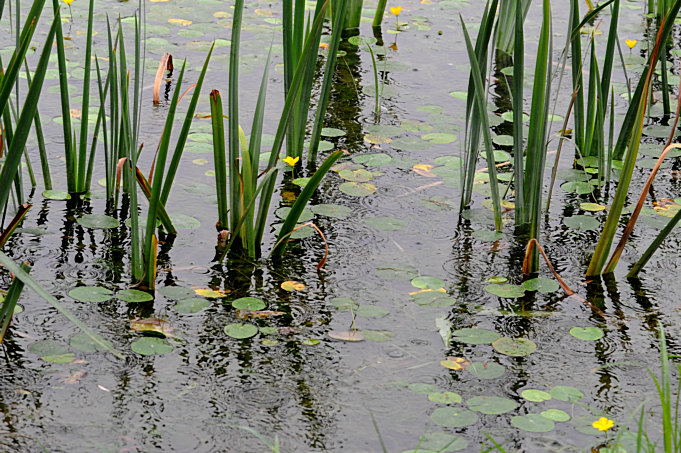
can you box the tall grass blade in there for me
[512,0,525,225]
[0,261,28,343]
[210,90,229,230]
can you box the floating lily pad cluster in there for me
[484,276,559,298]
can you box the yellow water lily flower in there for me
[390,6,402,16]
[625,39,637,49]
[592,417,614,432]
[63,0,73,4]
[283,156,299,166]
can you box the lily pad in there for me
[422,132,456,144]
[329,297,358,311]
[451,328,500,345]
[339,168,374,182]
[42,190,71,200]
[541,409,571,422]
[409,383,439,394]
[492,337,537,357]
[224,323,258,339]
[521,389,552,402]
[328,330,365,341]
[430,407,478,428]
[131,337,173,355]
[511,414,555,433]
[130,318,174,337]
[310,203,351,218]
[321,127,346,137]
[355,305,390,317]
[353,153,392,166]
[365,216,406,231]
[69,332,112,353]
[173,298,211,314]
[158,286,195,299]
[561,181,594,195]
[467,396,518,415]
[485,284,525,298]
[428,392,462,404]
[339,182,377,196]
[580,202,606,212]
[564,215,600,231]
[362,330,395,342]
[472,230,503,242]
[411,432,467,452]
[466,361,505,379]
[570,326,604,341]
[117,289,153,303]
[28,340,69,356]
[549,385,584,402]
[375,264,418,280]
[232,297,266,311]
[69,286,113,303]
[411,276,445,290]
[76,214,119,229]
[521,278,559,294]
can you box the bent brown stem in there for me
[523,238,607,318]
[604,143,681,273]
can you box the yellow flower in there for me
[283,156,299,166]
[592,417,614,432]
[625,39,637,49]
[63,0,73,4]
[390,6,402,16]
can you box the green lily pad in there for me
[28,340,69,356]
[549,385,584,402]
[541,409,570,422]
[411,432,467,452]
[117,289,154,303]
[486,276,507,283]
[170,214,201,230]
[69,332,112,353]
[69,286,113,303]
[224,323,258,339]
[131,337,173,355]
[409,383,440,394]
[467,396,518,415]
[321,127,346,137]
[362,330,395,342]
[42,190,71,200]
[492,337,537,357]
[339,182,377,196]
[451,328,500,345]
[428,392,462,404]
[511,414,555,433]
[275,207,314,222]
[173,298,211,314]
[422,132,457,144]
[158,286,195,299]
[521,277,559,294]
[353,153,392,166]
[375,264,419,280]
[430,407,478,428]
[310,203,351,218]
[41,353,77,363]
[329,297,358,311]
[466,361,506,379]
[355,305,390,317]
[77,214,120,229]
[392,136,430,151]
[365,216,406,231]
[339,169,374,182]
[411,276,445,290]
[472,230,503,242]
[521,389,552,402]
[570,326,604,341]
[580,202,606,212]
[564,215,600,231]
[485,284,525,298]
[561,181,594,194]
[232,297,266,311]
[492,135,514,147]
[293,177,311,188]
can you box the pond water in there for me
[2,0,681,451]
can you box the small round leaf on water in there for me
[28,340,69,356]
[76,214,120,229]
[117,289,153,303]
[353,153,392,166]
[521,277,559,294]
[408,383,439,394]
[541,409,570,422]
[411,276,445,290]
[310,203,351,218]
[466,361,505,379]
[232,297,266,311]
[375,264,418,280]
[42,190,71,200]
[485,283,525,298]
[521,389,552,402]
[580,202,606,212]
[570,326,604,341]
[564,215,600,231]
[69,286,113,303]
[486,276,507,283]
[451,328,500,345]
[302,338,320,346]
[224,323,258,339]
[549,385,584,402]
[328,330,365,341]
[355,305,390,317]
[365,216,406,231]
[492,337,537,357]
[428,392,462,404]
[131,337,173,355]
[440,357,470,370]
[173,298,210,314]
[321,127,345,137]
[430,407,478,428]
[511,414,555,433]
[69,332,112,353]
[281,281,305,292]
[339,182,377,196]
[467,396,518,415]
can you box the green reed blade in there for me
[570,0,584,154]
[271,150,344,258]
[460,15,502,231]
[0,14,55,213]
[627,207,681,278]
[512,0,525,225]
[229,0,245,233]
[210,90,229,230]
[0,252,125,359]
[0,261,28,343]
[160,43,214,207]
[373,0,387,27]
[134,167,176,236]
[76,0,95,192]
[94,57,111,195]
[22,60,51,190]
[308,0,347,163]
